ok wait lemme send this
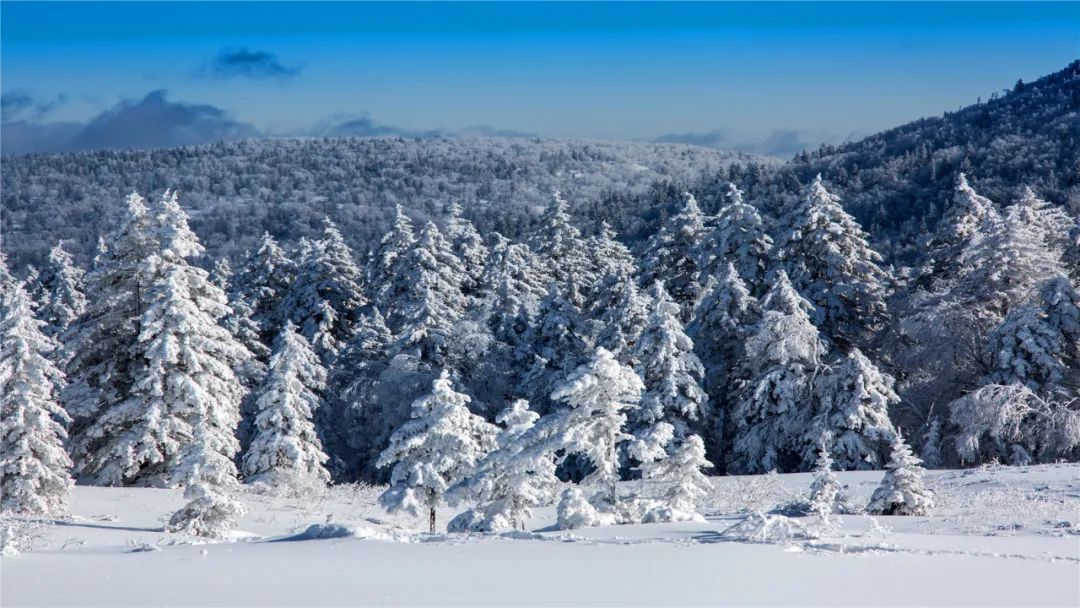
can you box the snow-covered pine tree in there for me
[210,258,232,292]
[592,276,650,363]
[920,418,943,469]
[810,348,899,470]
[777,175,891,350]
[281,218,366,362]
[957,195,1064,324]
[699,183,773,294]
[231,232,295,347]
[377,370,498,532]
[65,191,158,453]
[587,222,637,300]
[70,192,248,487]
[556,486,601,530]
[640,193,707,321]
[394,222,469,366]
[242,322,330,488]
[0,261,73,517]
[631,282,707,440]
[549,347,644,510]
[479,234,547,346]
[729,270,827,474]
[34,242,86,340]
[165,465,246,539]
[923,173,1000,282]
[639,434,713,522]
[22,266,44,309]
[688,263,760,452]
[806,434,843,518]
[444,202,488,296]
[515,283,594,414]
[447,399,560,532]
[1014,186,1073,252]
[367,205,417,316]
[866,433,934,516]
[984,276,1080,401]
[530,192,597,308]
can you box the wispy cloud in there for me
[0,89,68,121]
[198,47,302,80]
[654,127,838,159]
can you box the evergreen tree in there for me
[1062,216,1080,283]
[281,218,366,362]
[984,276,1080,400]
[632,282,707,440]
[530,192,597,307]
[367,205,416,316]
[232,232,295,346]
[0,262,73,517]
[556,486,601,530]
[394,222,469,366]
[242,322,330,487]
[807,437,843,518]
[35,242,86,340]
[447,399,559,532]
[549,347,644,509]
[587,222,637,301]
[700,183,773,293]
[920,418,943,469]
[866,433,934,516]
[639,434,713,522]
[165,467,246,539]
[592,276,650,362]
[479,234,547,346]
[444,202,488,296]
[810,348,899,470]
[515,284,593,413]
[924,173,1000,281]
[377,370,498,532]
[640,193,707,321]
[70,192,248,487]
[65,192,158,449]
[210,258,233,292]
[778,175,891,349]
[730,270,827,474]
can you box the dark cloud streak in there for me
[199,48,302,80]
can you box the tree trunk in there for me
[429,506,436,533]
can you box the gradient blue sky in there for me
[2,1,1077,150]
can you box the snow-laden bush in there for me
[166,482,247,539]
[0,517,47,555]
[556,487,601,530]
[867,435,934,516]
[723,512,812,543]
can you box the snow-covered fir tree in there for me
[983,276,1080,400]
[242,322,330,488]
[806,435,844,518]
[923,173,1001,282]
[394,222,469,366]
[70,192,248,487]
[639,434,713,522]
[367,205,416,316]
[529,192,596,307]
[920,418,943,469]
[866,433,934,516]
[810,348,899,470]
[210,258,232,292]
[281,218,366,362]
[447,399,559,532]
[165,467,246,539]
[556,486,601,530]
[1063,216,1080,283]
[0,261,73,517]
[699,183,774,293]
[34,242,86,340]
[479,234,547,346]
[1014,186,1073,252]
[688,263,760,452]
[377,370,498,532]
[515,283,593,413]
[443,202,488,296]
[232,232,296,347]
[957,194,1064,324]
[549,347,644,510]
[592,276,650,362]
[777,175,891,349]
[640,193,707,321]
[729,270,827,474]
[589,222,637,285]
[631,282,707,440]
[64,191,159,458]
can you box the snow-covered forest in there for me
[2,60,1079,607]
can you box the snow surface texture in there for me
[3,464,1078,607]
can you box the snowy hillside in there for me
[3,465,1078,607]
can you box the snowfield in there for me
[3,464,1078,607]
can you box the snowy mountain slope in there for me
[4,464,1077,607]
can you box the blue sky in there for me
[1,1,1077,155]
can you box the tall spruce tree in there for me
[0,260,73,517]
[641,193,707,321]
[35,242,86,340]
[530,192,596,308]
[232,232,295,347]
[699,183,773,293]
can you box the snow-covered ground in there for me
[3,464,1078,607]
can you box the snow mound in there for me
[274,523,388,542]
[722,511,814,543]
